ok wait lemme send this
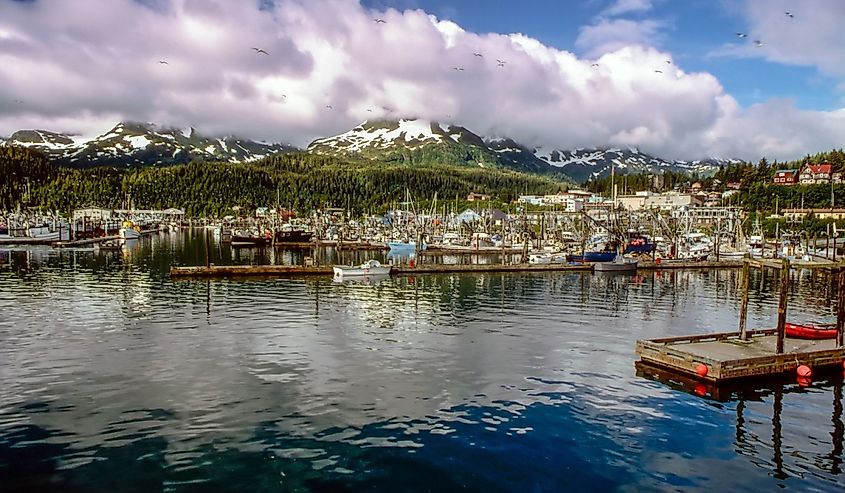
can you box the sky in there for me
[1,0,844,161]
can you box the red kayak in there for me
[784,322,838,340]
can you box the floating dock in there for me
[636,258,845,384]
[636,329,845,382]
[53,235,121,248]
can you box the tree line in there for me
[1,148,566,217]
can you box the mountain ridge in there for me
[2,118,742,181]
[1,121,297,168]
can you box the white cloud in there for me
[0,0,842,163]
[601,0,654,17]
[575,18,665,58]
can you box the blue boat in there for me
[623,232,655,254]
[567,251,617,263]
[387,240,427,252]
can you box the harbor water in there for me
[1,232,843,492]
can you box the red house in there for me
[772,169,798,185]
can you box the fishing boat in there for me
[593,254,638,273]
[567,251,617,263]
[785,322,838,340]
[275,224,313,244]
[623,231,656,254]
[332,259,392,277]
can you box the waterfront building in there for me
[782,208,845,221]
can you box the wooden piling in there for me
[739,257,750,340]
[837,268,845,348]
[776,257,790,354]
[204,230,211,268]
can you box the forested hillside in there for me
[1,148,565,217]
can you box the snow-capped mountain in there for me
[308,119,558,174]
[1,122,297,167]
[309,119,737,181]
[534,147,740,182]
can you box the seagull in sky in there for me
[13,99,23,104]
[373,18,386,24]
[735,32,747,38]
[591,63,599,67]
[654,69,663,73]
[785,11,794,18]
[252,47,269,55]
[367,109,373,112]
[158,60,168,65]
[496,59,506,67]
[754,40,763,47]
[326,104,333,109]
[665,60,672,64]
[452,66,464,71]
[473,52,483,58]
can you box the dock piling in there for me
[739,257,750,340]
[776,258,790,354]
[837,268,845,348]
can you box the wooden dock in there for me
[53,235,120,248]
[636,329,845,382]
[636,258,845,384]
[749,258,842,271]
[169,259,750,279]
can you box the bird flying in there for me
[252,47,269,55]
[654,69,663,73]
[373,18,386,24]
[158,60,168,64]
[754,40,763,47]
[666,60,672,64]
[785,11,794,18]
[473,52,483,57]
[326,105,333,109]
[735,32,747,38]
[452,66,464,71]
[496,59,506,67]
[591,63,599,67]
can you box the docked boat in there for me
[118,221,141,240]
[593,254,638,273]
[332,259,392,277]
[275,228,313,244]
[567,251,617,263]
[785,322,838,340]
[623,231,656,254]
[387,240,426,252]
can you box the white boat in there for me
[387,240,426,252]
[333,259,392,277]
[119,227,141,240]
[594,254,638,273]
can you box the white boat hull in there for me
[594,260,638,272]
[119,228,141,240]
[333,265,392,277]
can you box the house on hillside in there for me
[772,169,798,185]
[799,162,843,184]
[466,192,491,202]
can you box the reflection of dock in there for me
[637,258,845,384]
[53,235,121,248]
[750,258,842,271]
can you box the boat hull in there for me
[785,323,838,340]
[332,266,392,277]
[118,228,141,240]
[594,260,638,273]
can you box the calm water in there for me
[1,232,843,492]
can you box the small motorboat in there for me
[333,259,392,277]
[784,322,839,340]
[593,254,638,273]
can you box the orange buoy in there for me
[696,363,708,377]
[797,365,812,377]
[797,376,812,387]
[694,384,707,397]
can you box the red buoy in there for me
[696,363,708,377]
[694,384,707,397]
[797,365,812,377]
[797,376,812,387]
[842,360,845,370]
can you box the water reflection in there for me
[2,232,845,492]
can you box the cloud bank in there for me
[0,0,843,162]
